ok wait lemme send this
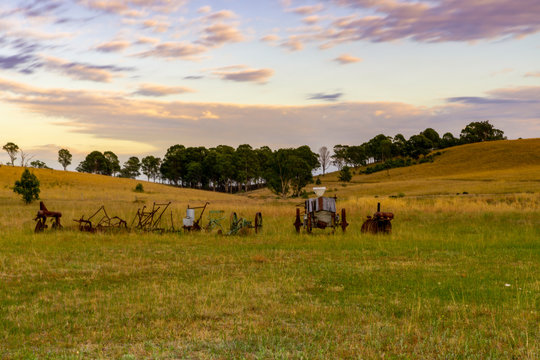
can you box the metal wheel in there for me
[294,208,302,233]
[254,212,263,233]
[306,213,312,233]
[340,208,349,232]
[34,218,45,233]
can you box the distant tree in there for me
[77,151,110,175]
[406,134,433,159]
[460,121,506,143]
[30,160,50,169]
[58,149,72,171]
[235,144,258,192]
[392,134,407,157]
[421,128,441,149]
[119,156,141,179]
[160,144,186,186]
[19,149,33,167]
[265,146,318,197]
[3,142,19,166]
[440,132,459,148]
[347,145,367,167]
[141,155,161,181]
[13,169,40,204]
[318,146,330,175]
[103,151,121,176]
[338,166,352,182]
[331,145,348,169]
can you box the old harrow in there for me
[131,202,175,232]
[74,205,128,232]
[228,212,263,235]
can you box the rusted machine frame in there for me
[361,202,394,234]
[294,196,348,233]
[131,202,173,232]
[34,202,62,233]
[74,205,127,232]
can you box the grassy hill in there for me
[307,138,540,197]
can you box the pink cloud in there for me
[138,42,207,59]
[200,23,244,47]
[290,4,324,15]
[334,54,362,64]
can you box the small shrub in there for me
[134,183,144,193]
[315,177,322,185]
[13,169,40,204]
[338,166,352,182]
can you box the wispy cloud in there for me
[308,92,343,102]
[289,4,324,15]
[137,42,208,59]
[96,40,131,53]
[212,67,275,83]
[43,56,134,82]
[133,83,195,97]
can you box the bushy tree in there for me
[460,121,505,143]
[77,151,110,175]
[3,142,19,166]
[104,151,121,176]
[58,149,72,171]
[338,166,352,182]
[120,157,141,179]
[30,160,50,169]
[13,169,40,203]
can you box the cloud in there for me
[183,75,204,80]
[212,67,275,83]
[199,23,244,47]
[261,34,280,43]
[198,6,212,14]
[325,0,540,43]
[302,15,321,25]
[289,5,324,15]
[0,53,41,74]
[137,42,208,59]
[280,37,304,51]
[525,72,540,78]
[308,92,343,102]
[96,40,131,52]
[204,10,237,22]
[1,78,538,150]
[79,0,187,15]
[133,83,195,96]
[334,54,362,64]
[142,18,170,33]
[43,56,134,82]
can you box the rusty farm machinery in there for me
[34,202,63,232]
[294,187,348,233]
[360,202,394,234]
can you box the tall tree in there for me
[103,151,121,176]
[160,145,185,186]
[3,142,19,166]
[318,146,330,175]
[58,148,72,171]
[120,157,141,179]
[141,156,161,182]
[421,128,441,149]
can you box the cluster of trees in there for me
[75,145,319,197]
[329,121,506,170]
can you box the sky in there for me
[1,0,539,168]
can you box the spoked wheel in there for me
[254,212,263,233]
[294,208,302,233]
[306,213,313,233]
[340,208,349,232]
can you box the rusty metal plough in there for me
[73,205,128,233]
[34,202,63,233]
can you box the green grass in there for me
[1,206,538,359]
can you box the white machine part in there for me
[183,208,195,227]
[313,187,326,197]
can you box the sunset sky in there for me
[1,0,539,168]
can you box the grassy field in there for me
[0,139,539,359]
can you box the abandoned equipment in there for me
[294,187,348,233]
[361,202,394,234]
[34,201,62,233]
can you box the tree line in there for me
[326,120,506,170]
[2,120,506,197]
